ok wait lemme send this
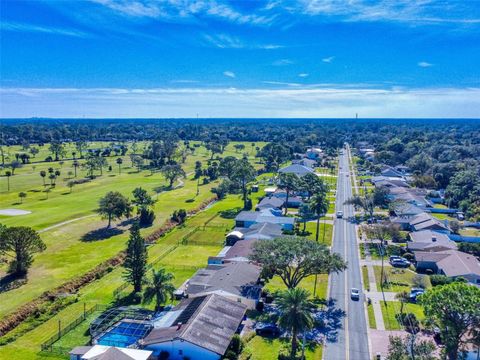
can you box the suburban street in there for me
[324,147,370,360]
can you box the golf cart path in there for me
[39,214,97,233]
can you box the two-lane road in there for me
[324,147,370,360]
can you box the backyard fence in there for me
[40,304,108,353]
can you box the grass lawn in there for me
[373,266,418,293]
[265,274,329,300]
[367,303,376,329]
[242,336,322,360]
[380,301,424,330]
[460,228,480,237]
[431,213,453,221]
[362,266,370,291]
[303,221,333,247]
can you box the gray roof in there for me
[224,240,257,262]
[415,250,480,278]
[409,213,450,232]
[143,294,247,355]
[278,164,314,176]
[393,203,425,217]
[408,230,457,252]
[235,211,295,226]
[70,346,92,356]
[256,196,285,210]
[235,222,283,240]
[186,262,262,300]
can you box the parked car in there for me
[255,323,281,337]
[350,288,360,301]
[391,259,410,268]
[336,211,343,218]
[409,288,425,302]
[389,255,402,264]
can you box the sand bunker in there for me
[0,209,32,216]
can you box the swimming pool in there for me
[97,321,152,348]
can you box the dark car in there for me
[255,323,281,337]
[391,259,410,268]
[409,288,425,302]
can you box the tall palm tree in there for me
[142,268,175,312]
[277,288,316,358]
[309,192,329,243]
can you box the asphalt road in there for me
[323,147,370,360]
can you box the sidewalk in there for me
[363,241,386,331]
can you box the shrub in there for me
[402,252,415,262]
[396,312,420,333]
[430,275,451,286]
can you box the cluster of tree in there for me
[171,209,187,224]
[0,225,46,275]
[211,157,256,209]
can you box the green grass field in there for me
[373,266,418,293]
[380,301,424,330]
[242,336,322,360]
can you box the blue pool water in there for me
[97,321,151,347]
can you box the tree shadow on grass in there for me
[81,227,124,242]
[0,272,27,293]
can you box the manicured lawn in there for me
[431,213,453,221]
[367,303,376,329]
[362,266,370,291]
[303,221,333,247]
[373,266,418,293]
[265,274,329,300]
[380,301,424,330]
[242,336,322,360]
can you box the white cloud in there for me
[273,59,294,66]
[202,33,282,49]
[1,21,88,38]
[298,73,309,77]
[418,61,433,67]
[2,86,480,118]
[223,71,236,78]
[322,56,335,63]
[89,0,277,25]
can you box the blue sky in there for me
[1,0,479,118]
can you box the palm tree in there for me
[143,268,175,312]
[277,288,315,358]
[72,160,79,177]
[5,170,12,191]
[116,158,123,174]
[19,191,27,203]
[309,192,329,243]
[278,173,299,215]
[395,291,410,315]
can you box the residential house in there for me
[305,147,323,160]
[185,262,262,307]
[69,346,153,360]
[292,158,317,168]
[391,203,425,218]
[409,213,451,233]
[234,210,295,231]
[372,176,409,188]
[414,250,480,286]
[226,222,283,245]
[255,196,285,211]
[272,190,304,207]
[278,164,314,177]
[142,294,247,360]
[208,239,257,264]
[407,230,457,252]
[380,165,404,178]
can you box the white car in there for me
[336,211,343,218]
[350,288,360,301]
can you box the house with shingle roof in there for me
[407,230,457,252]
[142,294,247,360]
[278,164,314,177]
[409,213,451,233]
[414,250,480,286]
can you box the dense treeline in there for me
[1,118,480,219]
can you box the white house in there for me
[142,294,247,360]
